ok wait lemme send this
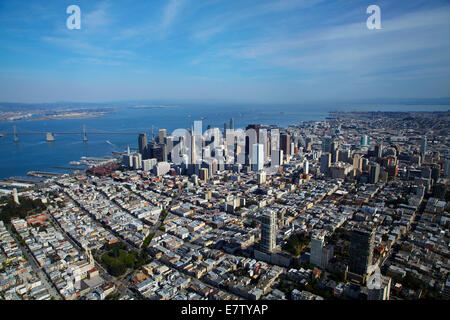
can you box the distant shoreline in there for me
[131,105,181,109]
[28,113,108,122]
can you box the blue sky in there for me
[0,0,449,103]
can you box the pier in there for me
[27,171,64,178]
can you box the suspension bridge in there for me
[0,125,141,143]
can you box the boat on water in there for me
[0,134,4,138]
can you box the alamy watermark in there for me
[66,4,381,31]
[66,5,81,30]
[367,5,382,30]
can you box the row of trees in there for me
[142,232,155,249]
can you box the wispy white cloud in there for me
[113,0,187,42]
[63,57,123,67]
[83,1,113,29]
[42,36,134,60]
[191,0,324,41]
[161,0,186,31]
[210,5,450,79]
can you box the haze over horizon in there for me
[1,0,450,103]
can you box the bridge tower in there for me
[83,125,88,142]
[46,132,55,142]
[13,126,18,143]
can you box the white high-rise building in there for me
[190,130,197,165]
[303,160,309,175]
[421,136,427,157]
[132,153,142,170]
[142,158,157,171]
[310,231,325,267]
[154,162,170,176]
[260,210,277,254]
[252,143,264,172]
[310,231,333,269]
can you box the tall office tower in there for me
[271,149,284,167]
[188,129,201,175]
[303,159,309,175]
[361,135,370,147]
[322,245,334,269]
[230,118,234,130]
[148,143,160,162]
[280,133,291,156]
[362,158,369,171]
[259,129,270,160]
[353,154,362,171]
[199,168,209,182]
[201,159,216,178]
[138,133,148,157]
[331,141,339,163]
[431,164,440,182]
[375,144,383,159]
[353,154,363,174]
[345,149,352,163]
[421,166,432,179]
[223,123,227,135]
[190,129,197,165]
[252,143,264,172]
[444,160,450,178]
[245,124,260,165]
[266,133,272,159]
[158,143,168,162]
[369,163,380,184]
[159,129,167,144]
[310,231,325,268]
[260,210,277,254]
[165,136,174,161]
[421,136,427,157]
[320,152,331,176]
[161,144,168,162]
[349,226,375,276]
[322,136,332,153]
[209,127,221,148]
